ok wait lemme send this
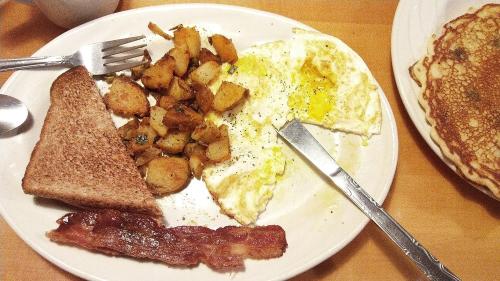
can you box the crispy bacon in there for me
[47,209,287,270]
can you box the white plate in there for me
[0,4,398,281]
[391,0,498,173]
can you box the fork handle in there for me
[0,56,72,72]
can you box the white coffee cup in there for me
[19,0,120,29]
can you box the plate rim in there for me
[0,3,399,280]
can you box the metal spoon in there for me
[0,94,29,135]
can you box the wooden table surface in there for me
[1,1,499,280]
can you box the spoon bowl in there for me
[0,94,29,135]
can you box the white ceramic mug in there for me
[18,0,120,29]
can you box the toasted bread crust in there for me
[22,66,162,217]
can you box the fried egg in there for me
[203,29,382,225]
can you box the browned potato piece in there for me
[206,137,230,162]
[155,130,190,154]
[157,94,177,110]
[128,123,158,154]
[173,27,201,59]
[193,83,214,113]
[117,118,139,140]
[141,55,176,91]
[104,76,149,117]
[131,50,152,80]
[146,157,190,195]
[148,22,172,40]
[168,77,193,101]
[219,124,229,138]
[213,81,248,112]
[189,61,220,85]
[135,147,162,166]
[184,143,208,160]
[191,121,221,144]
[150,106,168,136]
[189,155,205,179]
[199,48,220,64]
[163,104,203,131]
[209,34,238,63]
[168,47,190,77]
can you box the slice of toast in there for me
[22,66,162,217]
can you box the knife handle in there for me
[331,170,459,281]
[277,120,460,281]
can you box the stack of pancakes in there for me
[410,4,499,199]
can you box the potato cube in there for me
[212,81,248,112]
[192,83,214,113]
[206,137,230,162]
[168,77,193,101]
[209,34,238,64]
[128,123,158,154]
[131,50,152,80]
[150,106,168,136]
[157,94,177,110]
[163,104,203,131]
[189,61,220,85]
[117,118,139,140]
[146,157,190,195]
[135,147,162,166]
[173,27,201,59]
[141,55,176,91]
[184,143,208,161]
[191,121,221,144]
[199,48,221,64]
[104,76,149,117]
[155,130,190,154]
[168,47,190,77]
[189,155,204,179]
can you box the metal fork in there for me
[0,35,147,75]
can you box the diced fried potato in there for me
[146,157,190,195]
[184,143,208,160]
[148,22,173,40]
[150,106,168,136]
[168,47,190,77]
[189,155,204,179]
[191,121,221,144]
[135,147,162,166]
[104,76,149,117]
[192,83,214,113]
[131,50,152,80]
[206,137,230,162]
[219,124,229,138]
[141,55,176,91]
[199,48,220,64]
[155,130,190,154]
[189,61,220,85]
[163,104,203,131]
[212,81,248,112]
[173,27,201,59]
[157,94,177,110]
[117,118,139,140]
[209,34,238,63]
[128,123,158,154]
[168,77,193,101]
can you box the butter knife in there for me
[276,120,459,281]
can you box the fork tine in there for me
[103,51,145,65]
[102,44,147,57]
[104,60,146,73]
[100,35,146,50]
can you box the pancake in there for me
[410,4,500,199]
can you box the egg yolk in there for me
[288,60,336,122]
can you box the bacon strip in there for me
[47,209,287,270]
